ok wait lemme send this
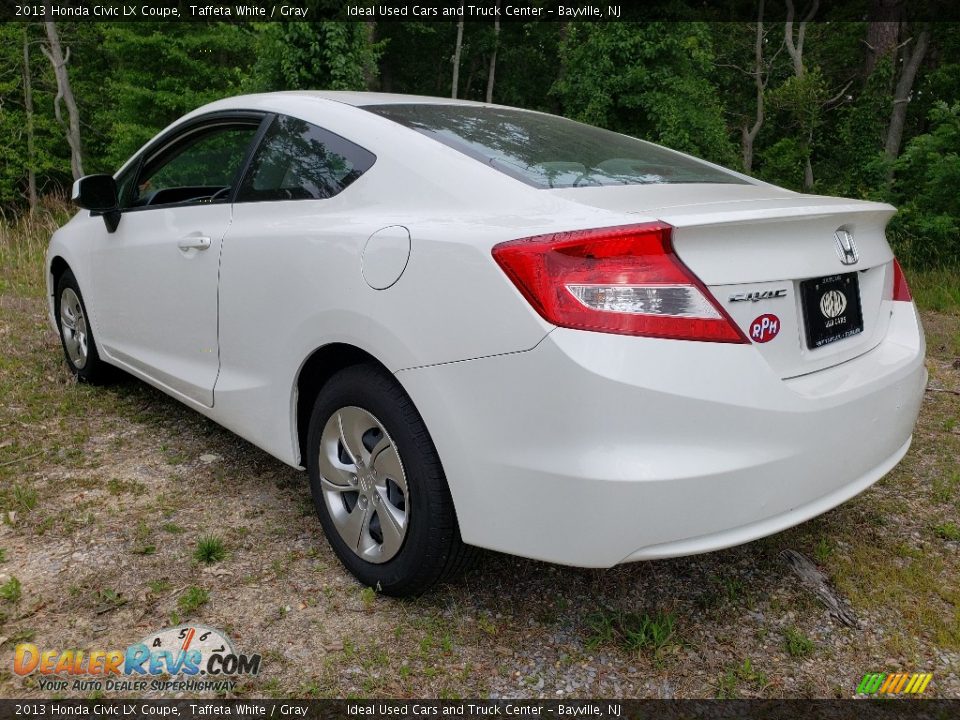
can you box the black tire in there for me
[306,363,473,596]
[54,269,112,384]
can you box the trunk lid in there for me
[552,184,898,379]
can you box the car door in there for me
[212,113,377,457]
[90,115,265,407]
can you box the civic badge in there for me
[834,228,859,266]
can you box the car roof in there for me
[223,90,490,109]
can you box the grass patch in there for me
[148,578,173,594]
[359,586,377,612]
[0,484,40,515]
[94,588,126,609]
[782,627,814,657]
[194,535,227,564]
[107,478,144,496]
[0,576,22,603]
[908,266,960,315]
[716,658,769,699]
[0,198,68,298]
[932,471,960,505]
[131,520,156,555]
[586,609,676,654]
[934,522,960,541]
[178,586,209,615]
[813,537,834,563]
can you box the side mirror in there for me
[72,175,121,233]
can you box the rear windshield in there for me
[362,103,746,189]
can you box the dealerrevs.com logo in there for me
[856,672,933,696]
[13,625,261,693]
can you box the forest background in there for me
[2,2,959,268]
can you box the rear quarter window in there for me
[363,104,745,189]
[236,115,375,202]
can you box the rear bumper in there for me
[396,302,926,567]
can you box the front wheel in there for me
[55,270,112,384]
[306,364,473,596]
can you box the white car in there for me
[47,91,926,595]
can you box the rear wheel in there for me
[55,270,112,384]
[306,364,472,596]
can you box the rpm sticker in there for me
[750,314,780,343]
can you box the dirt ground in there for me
[0,294,958,699]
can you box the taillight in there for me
[492,222,747,343]
[892,258,912,302]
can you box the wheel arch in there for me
[293,342,393,467]
[49,255,70,291]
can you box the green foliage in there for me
[1,17,960,266]
[194,535,227,564]
[586,608,677,654]
[360,586,377,611]
[820,57,895,198]
[247,22,381,92]
[0,24,71,202]
[782,626,814,657]
[906,266,960,314]
[0,576,22,603]
[716,658,769,699]
[934,522,960,542]
[177,585,210,615]
[758,137,809,190]
[94,24,256,169]
[889,102,960,267]
[552,22,736,165]
[758,68,828,189]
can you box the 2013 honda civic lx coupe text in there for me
[47,92,926,596]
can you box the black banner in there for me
[4,0,960,23]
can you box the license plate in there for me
[800,272,864,349]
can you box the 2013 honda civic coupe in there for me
[47,91,926,595]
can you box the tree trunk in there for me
[486,1,500,103]
[884,25,930,171]
[363,21,378,91]
[22,28,37,212]
[451,9,465,99]
[741,0,765,172]
[41,12,84,180]
[784,0,819,191]
[804,128,815,191]
[861,0,903,79]
[784,0,818,78]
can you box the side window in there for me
[236,115,375,203]
[130,123,259,208]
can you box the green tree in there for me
[93,23,255,170]
[551,22,736,165]
[888,101,960,266]
[0,22,73,209]
[246,22,381,92]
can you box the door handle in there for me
[178,235,211,251]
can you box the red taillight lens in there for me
[492,222,747,343]
[892,258,912,302]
